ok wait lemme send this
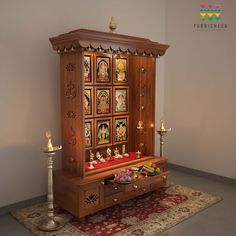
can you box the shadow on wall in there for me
[0,145,62,207]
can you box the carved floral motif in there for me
[67,111,76,119]
[68,127,76,146]
[66,63,75,71]
[66,80,76,99]
[85,193,98,205]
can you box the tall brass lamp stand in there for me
[37,131,65,232]
[156,120,171,157]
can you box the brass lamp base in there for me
[38,216,65,232]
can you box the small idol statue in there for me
[90,150,97,165]
[106,148,112,161]
[136,150,141,158]
[88,160,94,169]
[96,151,101,161]
[114,147,119,158]
[114,147,122,158]
[100,156,106,163]
[96,152,106,163]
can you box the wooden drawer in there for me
[105,184,150,207]
[107,172,168,193]
[117,181,147,192]
[105,183,123,196]
[150,177,166,191]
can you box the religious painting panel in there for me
[95,87,112,116]
[113,116,128,144]
[95,118,112,147]
[113,86,128,114]
[84,87,93,117]
[85,119,93,149]
[113,55,128,84]
[95,54,112,84]
[84,54,93,84]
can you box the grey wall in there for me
[0,0,166,207]
[165,0,236,179]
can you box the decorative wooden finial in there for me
[109,16,117,32]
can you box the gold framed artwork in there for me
[85,119,93,149]
[84,53,93,84]
[95,118,112,147]
[113,116,128,144]
[113,86,128,114]
[95,87,112,116]
[95,54,112,84]
[84,87,93,117]
[113,55,128,84]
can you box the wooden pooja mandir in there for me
[49,29,169,218]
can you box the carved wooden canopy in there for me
[49,29,169,57]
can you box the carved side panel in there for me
[84,189,99,207]
[60,52,84,175]
[78,182,104,218]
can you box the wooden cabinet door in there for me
[78,181,104,218]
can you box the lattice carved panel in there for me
[84,189,99,208]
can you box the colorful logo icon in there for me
[200,3,223,21]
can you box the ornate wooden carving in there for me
[66,62,75,71]
[50,29,169,57]
[66,80,76,99]
[67,110,76,119]
[84,193,99,206]
[68,127,77,146]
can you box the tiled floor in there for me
[0,168,236,236]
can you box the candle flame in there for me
[160,120,165,131]
[46,130,52,139]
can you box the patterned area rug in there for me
[12,184,221,236]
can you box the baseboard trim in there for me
[168,162,236,186]
[0,195,46,216]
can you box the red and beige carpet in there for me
[12,184,221,236]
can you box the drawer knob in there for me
[133,185,138,189]
[142,187,146,191]
[113,186,118,190]
[162,175,167,180]
[101,181,105,185]
[113,198,118,202]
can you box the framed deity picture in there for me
[84,87,93,117]
[95,87,112,116]
[84,53,93,84]
[85,119,93,149]
[95,118,112,147]
[113,116,128,144]
[113,86,128,114]
[113,56,128,84]
[95,54,112,84]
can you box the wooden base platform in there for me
[53,156,169,218]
